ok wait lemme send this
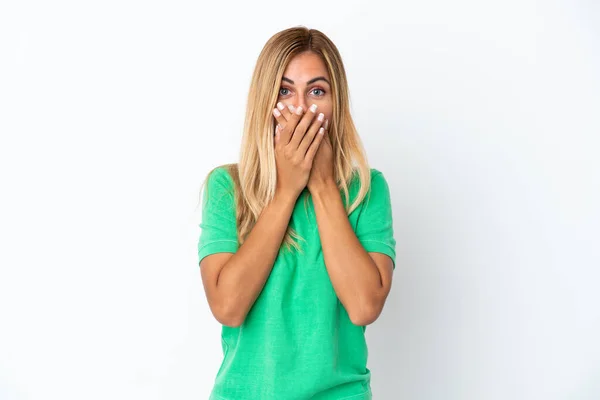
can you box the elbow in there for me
[216,313,244,328]
[350,313,376,327]
[349,302,382,326]
[213,302,246,328]
[220,317,244,328]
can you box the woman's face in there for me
[277,51,333,125]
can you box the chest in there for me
[258,193,361,307]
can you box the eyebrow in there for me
[282,76,331,86]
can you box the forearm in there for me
[217,191,297,324]
[311,182,383,324]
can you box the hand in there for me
[272,102,327,199]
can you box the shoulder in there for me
[202,164,239,207]
[368,168,390,192]
[351,168,387,186]
[348,167,383,185]
[345,167,391,212]
[360,168,392,210]
[206,163,238,187]
[369,167,387,179]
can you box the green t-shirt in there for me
[197,166,396,400]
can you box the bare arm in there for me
[202,102,325,327]
[200,191,297,327]
[311,181,394,326]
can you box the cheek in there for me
[316,104,332,120]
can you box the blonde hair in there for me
[199,26,372,254]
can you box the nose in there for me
[296,95,311,112]
[296,100,307,111]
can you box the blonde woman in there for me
[197,26,396,400]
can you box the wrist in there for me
[273,189,300,207]
[308,179,338,200]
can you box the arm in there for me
[200,188,297,328]
[311,181,394,326]
[201,103,326,327]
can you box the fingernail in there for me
[325,119,329,129]
[288,104,295,112]
[295,106,303,115]
[317,113,324,121]
[277,102,285,111]
[309,104,317,113]
[273,108,281,117]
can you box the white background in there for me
[1,0,599,399]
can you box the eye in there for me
[311,88,326,96]
[279,88,290,96]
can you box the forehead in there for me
[282,52,329,82]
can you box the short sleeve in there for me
[197,167,239,266]
[355,169,397,269]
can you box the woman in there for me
[197,26,396,400]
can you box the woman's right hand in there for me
[272,102,326,199]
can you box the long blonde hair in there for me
[199,26,372,254]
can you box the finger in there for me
[272,107,288,145]
[289,103,319,149]
[272,107,287,126]
[298,112,325,156]
[276,102,292,122]
[281,104,305,147]
[305,127,325,162]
